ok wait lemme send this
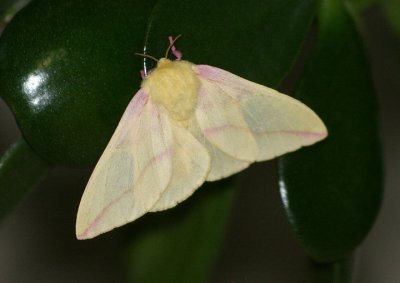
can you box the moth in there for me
[76,36,327,239]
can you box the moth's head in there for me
[135,35,182,79]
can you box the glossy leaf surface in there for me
[0,0,156,165]
[279,0,382,262]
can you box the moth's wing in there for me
[150,121,211,212]
[188,118,250,181]
[193,73,258,160]
[190,74,258,181]
[76,89,173,239]
[196,65,327,161]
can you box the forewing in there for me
[196,65,328,161]
[76,89,173,239]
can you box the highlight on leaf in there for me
[75,35,327,240]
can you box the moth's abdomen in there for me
[142,59,200,122]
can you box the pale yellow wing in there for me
[194,78,258,162]
[76,89,173,239]
[150,121,211,212]
[188,117,250,181]
[196,65,327,162]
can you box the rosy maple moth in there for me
[76,36,327,240]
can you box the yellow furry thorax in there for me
[142,58,200,122]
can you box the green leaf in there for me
[0,0,157,165]
[126,180,234,283]
[143,0,317,87]
[0,140,49,220]
[278,0,383,262]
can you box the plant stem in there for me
[0,140,50,221]
[311,257,354,283]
